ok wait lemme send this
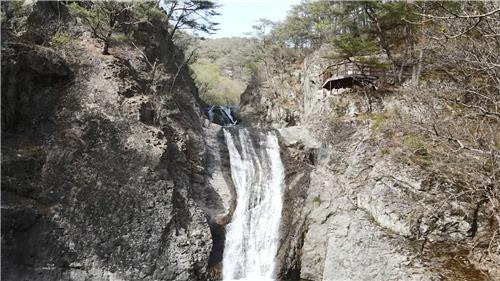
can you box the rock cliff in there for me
[240,48,499,280]
[1,2,232,280]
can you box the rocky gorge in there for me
[241,49,499,280]
[2,1,499,281]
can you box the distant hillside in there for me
[190,37,260,105]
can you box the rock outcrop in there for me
[1,2,232,281]
[240,47,498,280]
[276,122,492,281]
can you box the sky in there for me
[210,0,301,38]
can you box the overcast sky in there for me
[210,0,301,38]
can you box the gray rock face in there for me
[237,43,497,281]
[1,3,228,281]
[1,42,72,134]
[199,124,235,279]
[277,123,492,281]
[239,79,302,128]
[238,46,396,129]
[1,52,209,281]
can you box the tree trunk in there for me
[102,30,111,55]
[364,6,397,76]
[103,15,115,55]
[414,49,424,87]
[398,61,405,83]
[102,40,110,55]
[364,89,372,113]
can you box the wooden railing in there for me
[320,60,386,81]
[320,60,385,90]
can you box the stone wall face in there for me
[242,48,497,281]
[276,122,492,281]
[1,3,232,281]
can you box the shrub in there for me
[355,111,394,136]
[401,134,432,167]
[111,32,132,45]
[312,195,321,205]
[49,31,74,49]
[1,0,31,35]
[371,113,389,135]
[402,134,425,151]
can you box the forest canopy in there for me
[192,1,499,105]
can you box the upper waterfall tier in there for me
[207,105,239,126]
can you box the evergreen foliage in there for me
[254,1,420,76]
[67,0,219,55]
[68,1,133,55]
[160,0,220,41]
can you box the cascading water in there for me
[208,105,238,126]
[222,128,285,281]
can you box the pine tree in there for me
[68,1,133,55]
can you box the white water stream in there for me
[222,129,285,281]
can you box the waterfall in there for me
[222,128,285,281]
[221,106,237,125]
[208,105,238,126]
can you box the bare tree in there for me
[399,1,500,264]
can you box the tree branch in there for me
[416,7,500,19]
